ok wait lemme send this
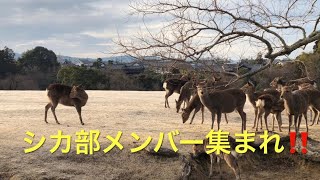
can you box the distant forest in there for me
[0,46,165,90]
[0,42,320,90]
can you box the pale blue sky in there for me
[0,0,140,58]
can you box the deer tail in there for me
[256,99,265,108]
[163,82,167,90]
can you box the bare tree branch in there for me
[116,0,320,83]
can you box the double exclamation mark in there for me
[290,132,308,154]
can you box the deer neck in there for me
[198,92,211,106]
[245,89,256,105]
[282,94,294,114]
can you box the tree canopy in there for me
[18,46,60,73]
[0,46,17,75]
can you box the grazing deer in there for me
[255,94,284,132]
[181,92,229,125]
[181,93,204,124]
[163,78,188,108]
[280,86,309,133]
[197,83,246,132]
[45,84,88,125]
[241,82,280,129]
[176,81,193,113]
[192,137,240,180]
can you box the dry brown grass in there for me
[0,91,320,180]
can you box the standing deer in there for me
[192,137,241,179]
[163,78,188,108]
[280,86,309,133]
[271,77,318,124]
[197,83,247,132]
[45,84,88,125]
[297,87,320,126]
[176,81,193,113]
[255,94,284,132]
[241,81,280,129]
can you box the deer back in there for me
[165,78,187,93]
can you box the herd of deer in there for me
[43,76,319,180]
[163,76,319,180]
[163,76,319,134]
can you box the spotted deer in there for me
[280,86,309,133]
[163,78,188,108]
[45,84,88,125]
[197,83,246,132]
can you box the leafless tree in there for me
[117,0,320,83]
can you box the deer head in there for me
[280,85,294,99]
[70,85,88,106]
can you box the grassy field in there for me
[0,91,320,180]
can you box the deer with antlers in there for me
[45,84,88,125]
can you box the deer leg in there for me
[252,107,258,128]
[237,107,246,133]
[264,109,270,132]
[298,114,303,133]
[75,103,84,125]
[201,105,204,124]
[45,103,52,124]
[276,112,283,132]
[310,108,318,126]
[224,153,241,180]
[217,156,222,179]
[316,109,320,124]
[209,154,214,177]
[260,113,263,130]
[288,115,292,133]
[165,90,174,108]
[211,111,216,129]
[50,101,60,124]
[272,114,275,132]
[224,113,228,124]
[256,108,264,132]
[303,112,308,132]
[190,108,198,124]
[294,114,299,133]
[217,110,222,131]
